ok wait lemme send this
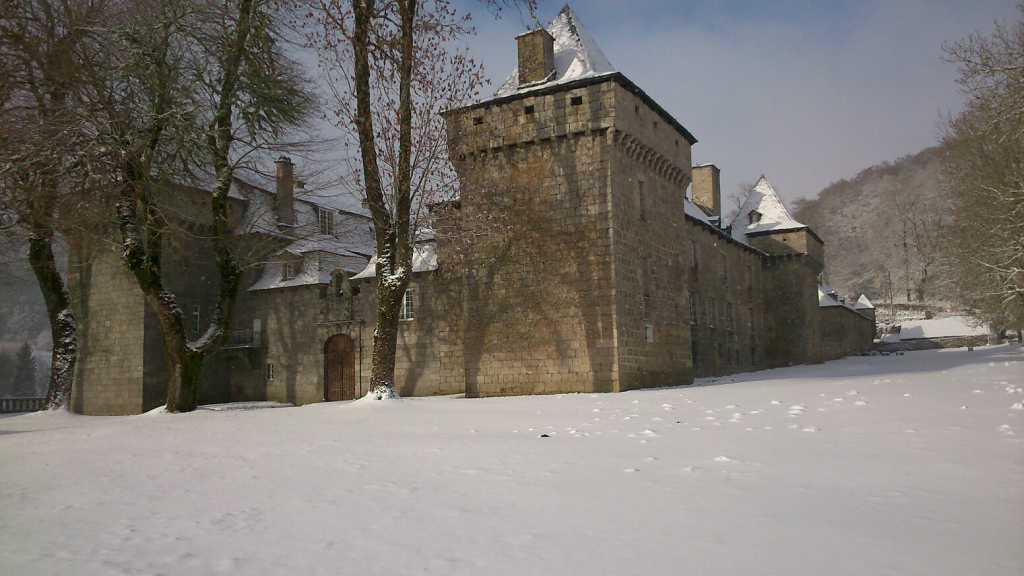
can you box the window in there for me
[688,291,697,325]
[191,305,201,334]
[571,95,583,106]
[318,207,335,236]
[720,253,728,282]
[646,323,654,343]
[690,240,698,270]
[473,116,483,125]
[751,346,757,366]
[691,340,699,368]
[749,210,761,225]
[523,104,535,115]
[282,261,297,281]
[399,289,415,321]
[708,297,716,328]
[726,302,734,332]
[638,179,646,220]
[265,363,274,380]
[749,307,755,340]
[747,265,754,288]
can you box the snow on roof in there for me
[350,240,438,280]
[854,295,875,310]
[683,199,714,226]
[818,284,844,308]
[492,5,616,99]
[729,176,807,245]
[894,316,989,340]
[248,251,369,292]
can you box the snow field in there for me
[1,345,1022,575]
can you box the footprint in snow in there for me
[771,400,782,405]
[848,390,859,395]
[972,390,984,394]
[714,456,732,462]
[1012,403,1023,410]
[641,429,658,436]
[904,394,912,397]
[854,401,867,406]
[725,404,738,409]
[802,426,818,432]
[624,468,639,473]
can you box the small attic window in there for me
[571,95,583,106]
[282,260,298,281]
[634,105,640,114]
[749,210,762,225]
[652,121,658,130]
[523,105,535,115]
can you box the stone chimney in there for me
[516,28,555,86]
[275,156,294,226]
[691,164,721,218]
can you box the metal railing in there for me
[1,397,46,413]
[224,329,262,349]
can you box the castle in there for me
[69,6,874,415]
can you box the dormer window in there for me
[749,210,762,225]
[318,207,335,236]
[282,260,298,281]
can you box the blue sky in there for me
[454,0,1019,203]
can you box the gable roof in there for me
[729,176,807,245]
[494,5,616,99]
[854,295,875,310]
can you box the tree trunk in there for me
[26,220,77,410]
[368,275,403,398]
[165,346,203,413]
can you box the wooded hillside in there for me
[793,147,950,305]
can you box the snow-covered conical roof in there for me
[853,295,875,310]
[493,5,616,98]
[729,176,806,245]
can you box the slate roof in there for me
[493,5,616,99]
[729,176,808,245]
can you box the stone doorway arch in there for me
[324,334,356,401]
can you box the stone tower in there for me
[730,176,825,366]
[444,6,699,396]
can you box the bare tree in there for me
[77,0,314,412]
[0,0,109,410]
[942,5,1024,333]
[307,0,527,398]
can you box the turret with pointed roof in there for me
[729,176,824,269]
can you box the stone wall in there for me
[69,239,147,415]
[685,219,765,377]
[760,254,822,367]
[818,306,874,361]
[354,271,463,397]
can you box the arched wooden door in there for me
[324,334,356,401]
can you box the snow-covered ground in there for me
[1,345,1022,576]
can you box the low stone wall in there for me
[873,335,988,353]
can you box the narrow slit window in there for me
[571,95,583,106]
[523,104,535,115]
[191,305,201,334]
